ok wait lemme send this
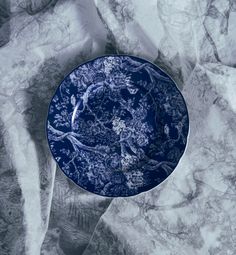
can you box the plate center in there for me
[70,78,158,173]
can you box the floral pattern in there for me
[47,55,189,197]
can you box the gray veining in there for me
[0,0,236,254]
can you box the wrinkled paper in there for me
[0,0,236,254]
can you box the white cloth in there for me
[0,0,236,254]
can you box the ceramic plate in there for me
[47,55,189,197]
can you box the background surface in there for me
[0,0,236,254]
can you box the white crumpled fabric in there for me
[0,0,236,254]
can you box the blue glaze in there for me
[46,55,189,197]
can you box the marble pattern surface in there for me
[0,0,236,254]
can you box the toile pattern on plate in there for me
[47,56,189,197]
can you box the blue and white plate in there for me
[47,55,189,197]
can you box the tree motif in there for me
[47,56,189,196]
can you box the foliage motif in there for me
[47,56,189,197]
